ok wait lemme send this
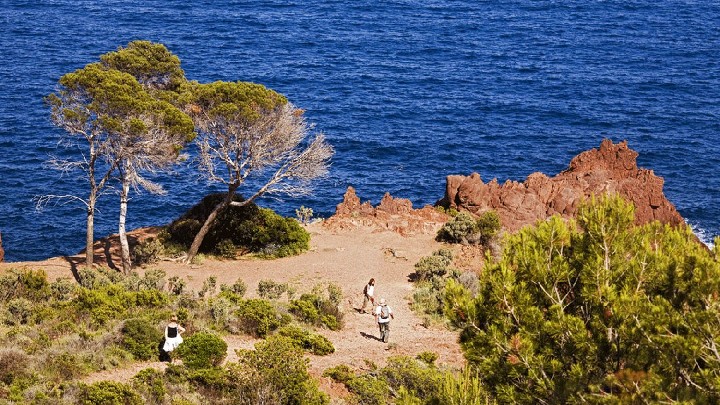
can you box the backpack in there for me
[380,305,390,320]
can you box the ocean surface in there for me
[0,1,718,262]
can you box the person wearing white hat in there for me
[374,298,394,343]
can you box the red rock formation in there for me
[437,139,685,232]
[325,187,448,235]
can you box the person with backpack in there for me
[360,278,375,314]
[375,298,394,343]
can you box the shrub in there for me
[289,296,320,324]
[121,318,163,360]
[436,210,500,246]
[132,368,166,404]
[381,356,443,400]
[175,332,227,370]
[276,325,335,355]
[50,277,78,300]
[257,279,288,300]
[79,381,143,405]
[230,278,247,297]
[0,268,51,301]
[323,364,354,384]
[5,298,35,325]
[132,238,165,265]
[346,375,391,405]
[166,194,310,258]
[140,268,166,290]
[167,276,186,295]
[416,351,439,365]
[413,249,454,282]
[233,336,329,404]
[235,299,287,337]
[198,276,217,298]
[0,348,30,385]
[214,239,237,259]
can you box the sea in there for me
[0,1,718,262]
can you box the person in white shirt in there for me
[374,298,394,343]
[360,278,375,314]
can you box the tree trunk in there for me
[185,185,238,264]
[119,178,132,274]
[86,191,96,270]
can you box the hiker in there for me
[163,315,186,362]
[360,278,375,314]
[375,298,394,343]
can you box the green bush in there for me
[167,276,186,295]
[5,298,35,325]
[323,364,354,384]
[229,278,247,297]
[50,277,78,300]
[289,296,320,324]
[79,381,143,405]
[413,249,454,282]
[235,299,287,337]
[381,356,443,400]
[233,335,329,404]
[132,368,166,404]
[132,238,165,265]
[215,239,237,259]
[257,279,288,300]
[289,290,344,331]
[175,332,227,370]
[0,268,51,301]
[436,210,500,246]
[276,325,335,355]
[346,375,391,405]
[166,193,310,258]
[121,318,163,360]
[198,276,217,298]
[416,351,438,365]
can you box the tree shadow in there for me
[360,331,381,342]
[62,255,83,283]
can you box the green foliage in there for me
[444,194,720,403]
[167,194,310,258]
[167,276,186,295]
[416,351,438,365]
[257,279,289,300]
[79,380,143,405]
[214,239,236,259]
[175,331,227,370]
[198,276,217,298]
[100,40,186,92]
[436,210,501,246]
[413,248,454,282]
[132,238,165,265]
[232,335,329,404]
[0,268,51,301]
[345,375,391,405]
[229,278,247,297]
[289,291,344,330]
[131,368,166,404]
[121,318,163,360]
[381,356,443,400]
[234,299,288,337]
[276,325,335,355]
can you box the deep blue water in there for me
[1,1,718,261]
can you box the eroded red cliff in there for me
[437,139,684,232]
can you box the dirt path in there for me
[9,223,466,387]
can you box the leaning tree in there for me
[182,80,334,263]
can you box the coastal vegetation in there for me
[428,195,720,403]
[40,40,332,271]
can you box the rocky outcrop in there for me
[437,139,684,232]
[324,187,448,235]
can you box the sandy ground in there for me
[0,222,466,395]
